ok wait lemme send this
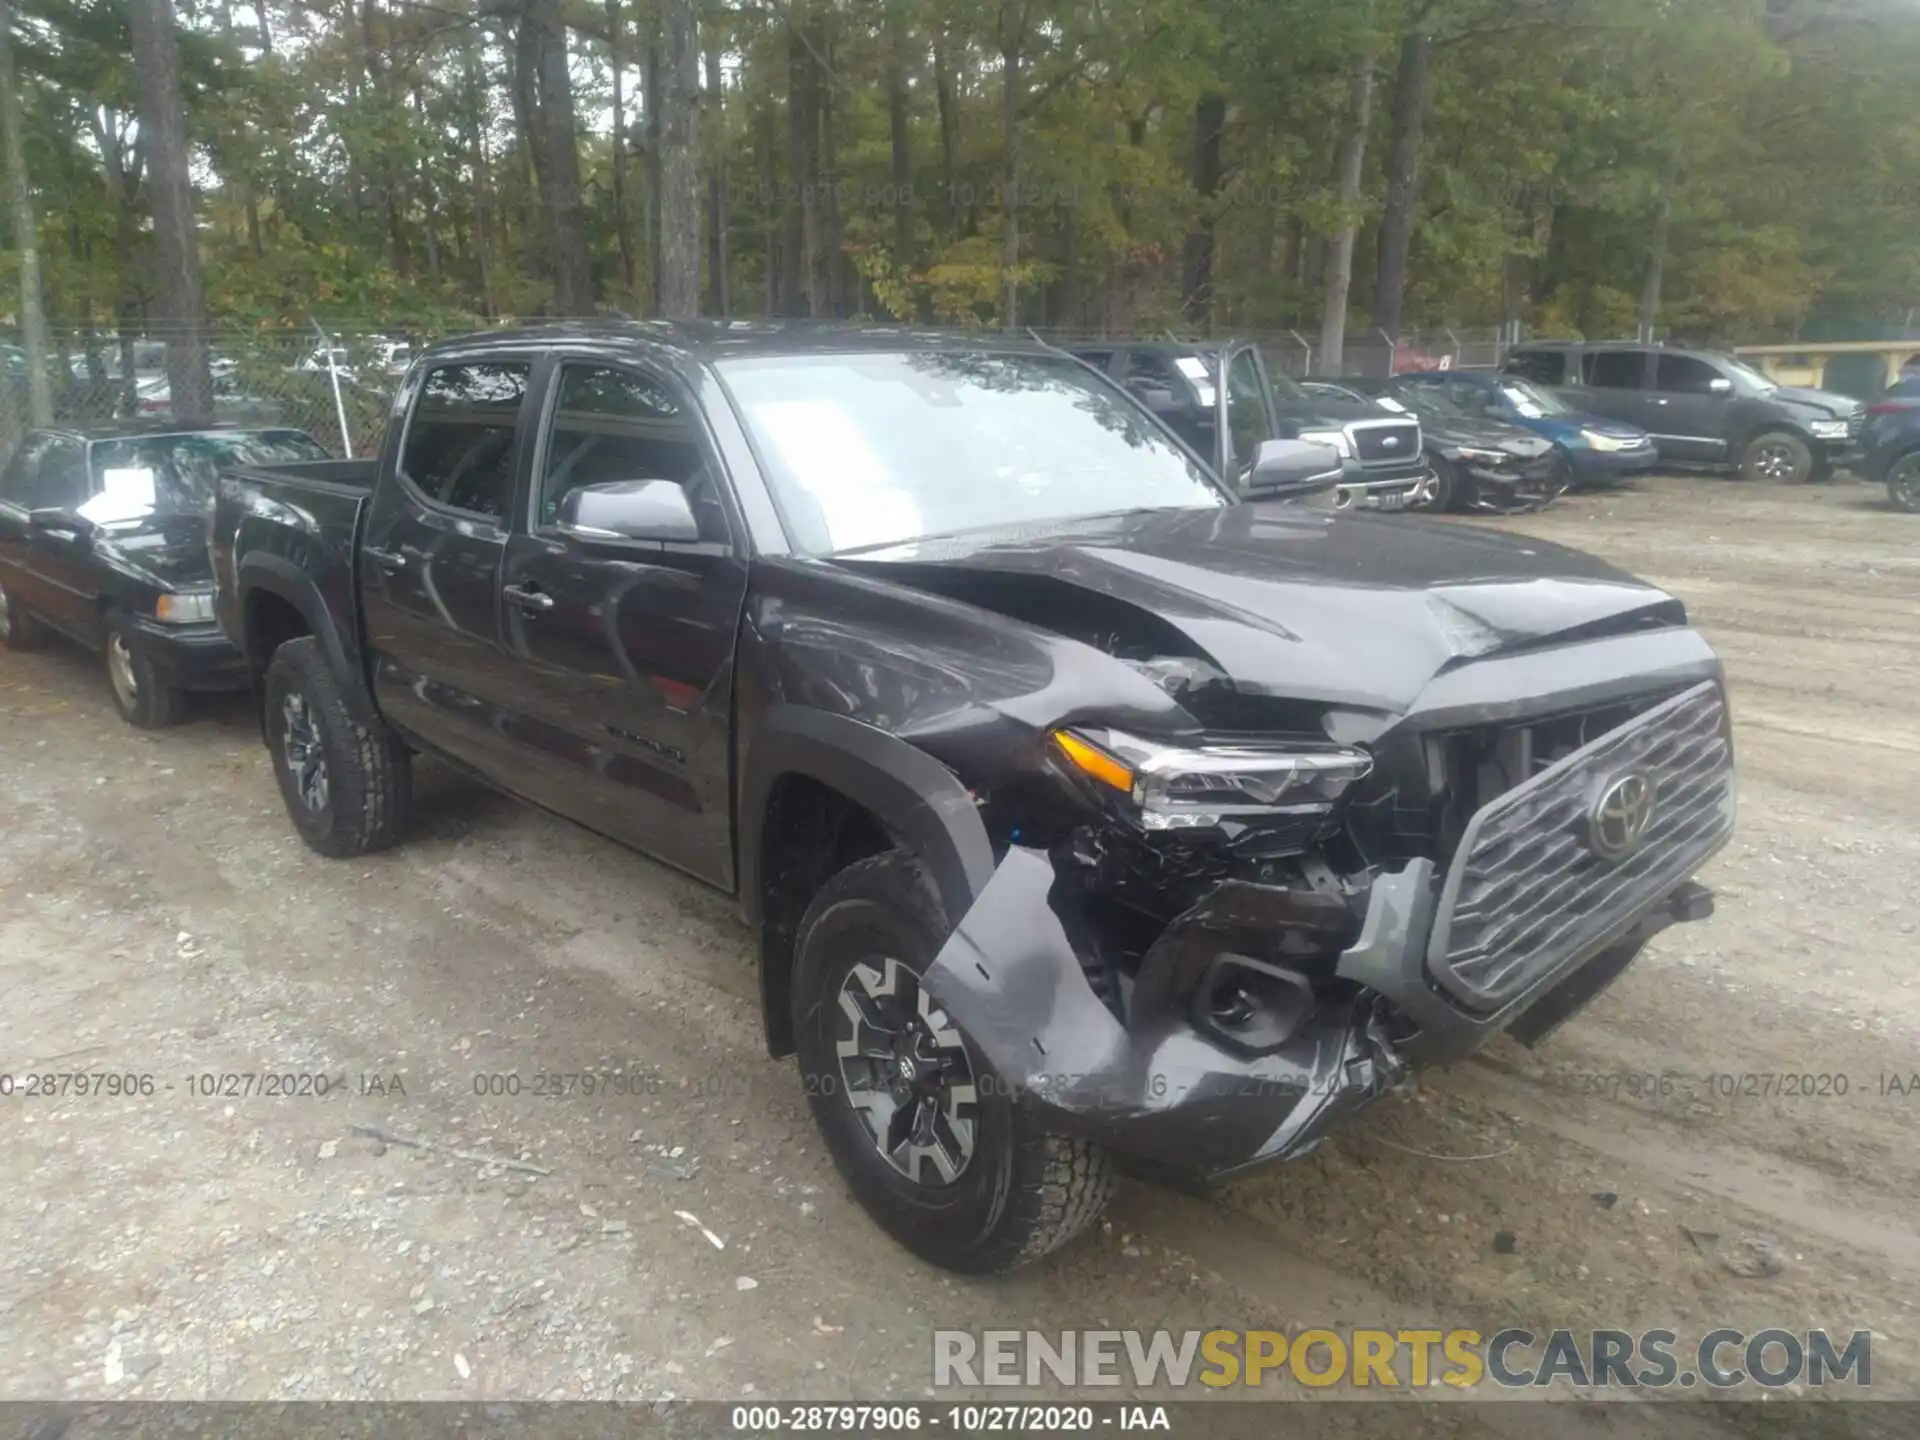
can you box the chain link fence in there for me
[4,319,1535,461]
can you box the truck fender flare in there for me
[234,554,376,727]
[737,705,995,1053]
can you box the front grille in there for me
[1348,419,1422,467]
[1847,410,1865,440]
[1426,679,1734,1012]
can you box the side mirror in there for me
[28,506,94,537]
[1707,376,1734,396]
[557,479,701,544]
[1244,438,1345,499]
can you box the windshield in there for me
[718,351,1227,554]
[1259,351,1309,401]
[1718,354,1778,391]
[1386,385,1471,420]
[89,429,329,514]
[1497,376,1573,418]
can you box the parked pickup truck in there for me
[212,322,1735,1275]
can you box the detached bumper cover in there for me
[919,679,1734,1181]
[119,615,249,690]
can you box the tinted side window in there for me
[1655,354,1726,394]
[399,362,531,520]
[1505,350,1566,385]
[1122,351,1185,393]
[0,434,55,507]
[1225,348,1274,473]
[1074,350,1115,374]
[34,440,92,509]
[1585,351,1650,389]
[538,364,728,543]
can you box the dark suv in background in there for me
[1503,342,1865,485]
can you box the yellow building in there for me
[1732,341,1920,398]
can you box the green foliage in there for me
[3,0,1918,343]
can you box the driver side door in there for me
[1216,343,1279,487]
[497,357,748,887]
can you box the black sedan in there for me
[0,422,330,726]
[1328,378,1566,513]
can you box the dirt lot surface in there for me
[2,473,1915,1434]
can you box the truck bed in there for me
[211,459,376,677]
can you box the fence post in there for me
[1289,329,1313,377]
[1379,328,1397,379]
[310,316,352,457]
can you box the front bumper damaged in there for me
[920,845,1716,1183]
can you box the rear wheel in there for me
[1888,452,1920,513]
[791,850,1114,1273]
[105,619,184,729]
[0,580,50,651]
[1739,430,1813,485]
[263,636,410,857]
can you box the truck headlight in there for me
[1808,419,1850,440]
[1454,445,1512,466]
[154,590,216,625]
[1295,428,1353,459]
[1053,728,1372,831]
[1582,429,1633,452]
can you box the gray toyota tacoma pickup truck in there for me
[212,321,1735,1274]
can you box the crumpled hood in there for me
[1420,414,1554,457]
[841,505,1687,717]
[1771,385,1863,418]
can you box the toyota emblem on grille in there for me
[1588,773,1657,860]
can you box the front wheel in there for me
[263,635,410,857]
[1423,457,1461,513]
[791,850,1114,1273]
[1739,430,1813,485]
[1887,452,1920,513]
[105,620,184,729]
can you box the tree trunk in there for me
[126,0,212,423]
[517,0,594,315]
[997,11,1023,327]
[755,95,780,313]
[606,0,636,297]
[704,37,728,315]
[645,34,666,312]
[462,34,496,316]
[0,0,53,426]
[818,34,843,315]
[658,0,701,318]
[933,23,960,242]
[778,29,809,316]
[1372,28,1430,342]
[1180,92,1227,327]
[1638,152,1678,340]
[884,0,914,273]
[1317,49,1375,377]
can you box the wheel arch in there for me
[739,705,995,1057]
[235,555,375,726]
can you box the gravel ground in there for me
[1,472,1915,1429]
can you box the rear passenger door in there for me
[1574,349,1658,432]
[360,354,537,779]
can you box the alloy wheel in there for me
[107,634,140,710]
[834,956,978,1186]
[280,691,330,813]
[1752,441,1799,481]
[1889,455,1920,513]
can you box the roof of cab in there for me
[419,319,1055,365]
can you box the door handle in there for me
[503,582,554,614]
[364,546,408,572]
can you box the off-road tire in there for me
[791,850,1114,1273]
[1739,429,1813,485]
[105,618,185,730]
[0,579,50,651]
[263,636,410,858]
